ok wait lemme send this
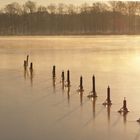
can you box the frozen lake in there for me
[0,36,140,140]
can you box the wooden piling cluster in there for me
[50,65,129,116]
[23,59,134,122]
[23,55,34,85]
[24,55,33,72]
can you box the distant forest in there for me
[0,1,140,35]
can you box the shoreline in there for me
[0,34,140,38]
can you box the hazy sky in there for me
[0,0,137,8]
[0,0,94,7]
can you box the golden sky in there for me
[0,0,138,8]
[0,0,93,6]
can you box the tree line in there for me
[0,1,140,35]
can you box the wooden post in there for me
[52,65,56,78]
[103,86,112,106]
[62,71,65,82]
[92,75,95,93]
[118,97,129,114]
[92,75,97,97]
[107,86,111,104]
[80,76,83,91]
[62,71,65,89]
[87,75,97,98]
[67,70,70,87]
[24,60,27,70]
[30,62,33,71]
[123,97,127,110]
[26,55,29,66]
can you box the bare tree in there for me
[38,6,47,13]
[47,4,56,14]
[115,1,127,15]
[57,3,66,14]
[126,1,139,33]
[23,1,36,13]
[66,4,77,15]
[92,2,103,13]
[4,2,22,15]
[80,3,90,13]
